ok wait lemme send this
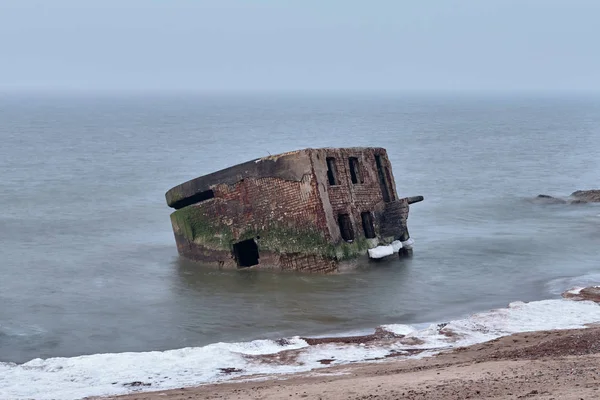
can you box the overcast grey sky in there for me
[1,0,599,92]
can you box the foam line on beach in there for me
[2,297,600,400]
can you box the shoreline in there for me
[5,287,600,400]
[98,287,600,400]
[102,326,600,400]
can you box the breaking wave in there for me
[546,273,600,295]
[2,297,600,400]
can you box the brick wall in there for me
[314,148,398,242]
[279,253,337,273]
[207,173,328,238]
[170,147,403,272]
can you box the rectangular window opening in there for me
[172,189,215,209]
[326,157,338,185]
[233,239,260,268]
[349,157,363,184]
[361,211,376,239]
[338,213,355,242]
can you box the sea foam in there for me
[2,298,600,400]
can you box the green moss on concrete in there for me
[170,205,370,260]
[170,206,234,249]
[330,237,370,260]
[254,226,331,255]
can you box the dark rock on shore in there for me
[563,286,600,303]
[301,327,404,346]
[122,381,152,387]
[219,367,244,374]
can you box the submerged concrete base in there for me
[173,232,413,273]
[174,233,339,273]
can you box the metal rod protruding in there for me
[407,195,424,204]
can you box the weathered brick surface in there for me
[174,232,338,272]
[174,232,237,269]
[168,147,409,273]
[279,253,338,273]
[210,173,328,237]
[312,148,399,243]
[170,171,335,270]
[379,198,410,239]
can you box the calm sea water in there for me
[1,93,599,364]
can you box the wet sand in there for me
[100,326,600,400]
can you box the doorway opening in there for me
[361,211,376,239]
[338,213,355,242]
[233,239,259,268]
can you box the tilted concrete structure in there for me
[165,147,422,273]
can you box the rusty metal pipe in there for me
[407,195,424,204]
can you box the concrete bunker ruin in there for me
[165,147,423,273]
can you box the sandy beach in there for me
[102,325,600,400]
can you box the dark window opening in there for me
[375,155,391,202]
[349,157,363,184]
[326,157,338,185]
[361,212,376,239]
[338,214,355,242]
[172,189,215,209]
[233,239,259,268]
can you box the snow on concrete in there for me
[367,245,394,259]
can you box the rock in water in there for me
[570,190,600,203]
[535,194,568,204]
[535,190,600,204]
